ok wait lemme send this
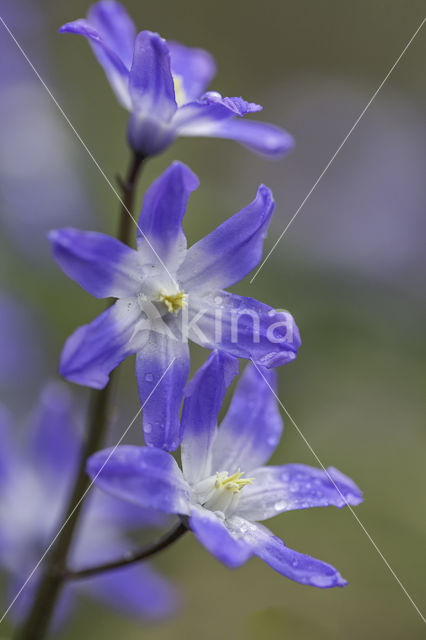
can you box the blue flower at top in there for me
[59,0,294,157]
[0,384,177,629]
[88,351,363,588]
[48,162,301,451]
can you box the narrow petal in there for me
[59,19,131,109]
[187,291,301,368]
[168,41,216,102]
[174,93,262,130]
[48,229,143,298]
[137,162,199,271]
[178,114,294,158]
[178,185,274,292]
[87,445,191,515]
[129,31,176,121]
[81,563,178,621]
[60,299,147,389]
[27,383,80,481]
[189,506,252,568]
[136,326,190,450]
[87,0,136,69]
[181,351,238,485]
[212,364,282,474]
[236,465,363,522]
[243,522,347,587]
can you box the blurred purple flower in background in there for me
[0,383,178,628]
[0,293,45,390]
[48,162,300,451]
[0,0,93,261]
[238,77,426,290]
[88,351,362,589]
[59,0,293,157]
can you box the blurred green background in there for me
[0,0,425,638]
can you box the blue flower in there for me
[0,383,177,628]
[88,351,363,588]
[48,162,301,450]
[59,0,293,157]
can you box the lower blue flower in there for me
[0,383,178,629]
[88,351,363,588]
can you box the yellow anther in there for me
[215,470,254,494]
[158,290,187,314]
[173,74,187,107]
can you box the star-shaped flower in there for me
[49,162,300,450]
[59,0,293,157]
[88,351,363,588]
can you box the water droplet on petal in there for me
[145,373,154,382]
[145,423,152,434]
[274,500,287,511]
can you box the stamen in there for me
[158,290,187,314]
[173,74,187,107]
[215,469,254,494]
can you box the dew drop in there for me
[144,423,152,434]
[274,500,287,511]
[145,373,154,382]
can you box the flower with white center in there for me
[88,351,363,587]
[49,162,301,451]
[0,384,176,627]
[59,0,293,157]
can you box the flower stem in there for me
[13,152,145,640]
[64,520,188,581]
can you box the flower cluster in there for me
[4,1,364,635]
[47,0,362,592]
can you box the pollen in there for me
[215,470,254,494]
[173,74,187,107]
[158,290,187,314]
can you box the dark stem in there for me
[117,152,145,245]
[64,520,188,581]
[13,152,145,640]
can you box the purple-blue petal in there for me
[203,118,295,157]
[129,31,176,120]
[168,41,216,102]
[87,0,136,69]
[201,92,262,115]
[181,351,239,484]
[176,104,294,157]
[174,93,262,131]
[136,328,190,451]
[87,445,191,515]
[127,31,178,155]
[137,161,198,270]
[187,290,301,367]
[212,364,283,474]
[248,524,347,587]
[178,185,274,291]
[236,464,363,522]
[59,18,131,109]
[48,228,143,299]
[60,299,146,389]
[189,507,252,568]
